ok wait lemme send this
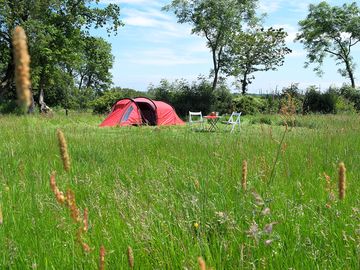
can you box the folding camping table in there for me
[204,115,220,132]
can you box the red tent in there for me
[100,97,185,127]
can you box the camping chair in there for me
[189,111,204,130]
[225,112,241,132]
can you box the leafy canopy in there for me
[163,0,259,91]
[296,1,360,88]
[225,27,291,94]
[0,0,122,108]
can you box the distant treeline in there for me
[88,79,360,117]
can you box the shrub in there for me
[339,85,360,111]
[148,77,233,118]
[250,116,272,125]
[232,95,266,115]
[91,88,145,114]
[335,96,356,114]
[303,86,336,114]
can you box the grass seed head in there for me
[83,208,89,232]
[50,172,65,204]
[127,246,134,269]
[56,129,71,172]
[66,189,80,222]
[198,256,206,270]
[12,26,32,112]
[338,162,346,200]
[82,242,91,253]
[99,245,106,270]
[242,160,247,191]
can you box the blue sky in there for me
[96,0,360,93]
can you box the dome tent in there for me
[100,97,185,127]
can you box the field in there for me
[0,113,359,269]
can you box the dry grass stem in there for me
[338,162,346,200]
[127,246,134,269]
[99,245,106,270]
[198,256,206,270]
[242,160,247,191]
[56,129,71,172]
[12,26,32,111]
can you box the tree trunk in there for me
[211,49,219,91]
[345,59,356,88]
[241,73,248,95]
[39,88,52,114]
[212,67,219,91]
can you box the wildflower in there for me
[251,191,264,206]
[194,222,199,229]
[263,222,278,234]
[247,222,259,238]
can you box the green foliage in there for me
[164,0,259,90]
[148,77,233,117]
[303,86,337,114]
[296,1,360,87]
[280,84,304,113]
[335,95,356,114]
[225,27,292,94]
[91,87,146,114]
[0,0,122,108]
[338,85,360,111]
[213,83,234,114]
[232,95,266,115]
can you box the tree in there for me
[225,27,291,94]
[295,1,360,88]
[76,36,114,93]
[0,0,122,109]
[163,0,258,91]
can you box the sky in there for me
[95,0,360,93]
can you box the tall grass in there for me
[0,113,359,269]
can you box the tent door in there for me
[136,102,157,125]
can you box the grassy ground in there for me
[0,113,359,269]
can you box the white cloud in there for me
[121,48,209,66]
[258,0,282,14]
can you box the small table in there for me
[204,115,220,132]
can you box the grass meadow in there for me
[0,113,359,269]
